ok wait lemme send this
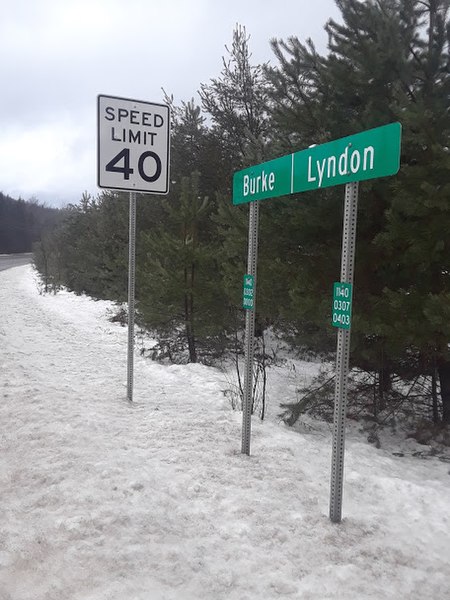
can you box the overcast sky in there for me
[1,0,340,207]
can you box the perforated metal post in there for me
[329,181,359,523]
[127,191,137,402]
[241,200,260,455]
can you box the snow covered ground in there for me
[1,265,449,600]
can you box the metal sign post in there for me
[241,200,260,455]
[233,126,401,519]
[127,191,137,402]
[97,94,170,402]
[329,182,359,523]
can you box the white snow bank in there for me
[1,266,449,600]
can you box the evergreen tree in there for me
[164,95,233,199]
[0,192,59,254]
[138,172,228,362]
[265,0,450,421]
[199,24,270,168]
[200,23,275,334]
[372,0,450,420]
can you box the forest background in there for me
[18,0,450,432]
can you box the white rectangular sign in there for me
[97,94,170,194]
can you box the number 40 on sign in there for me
[332,282,353,330]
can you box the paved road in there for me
[0,253,32,272]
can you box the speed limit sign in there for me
[97,94,170,194]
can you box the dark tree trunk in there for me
[438,360,450,424]
[184,263,197,364]
[378,366,391,412]
[185,319,197,363]
[432,366,440,424]
[374,358,391,418]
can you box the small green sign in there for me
[233,122,402,204]
[332,282,353,330]
[242,274,255,310]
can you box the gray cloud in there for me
[1,0,340,206]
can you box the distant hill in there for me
[0,192,61,254]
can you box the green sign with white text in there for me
[332,282,353,330]
[242,274,255,310]
[233,122,401,204]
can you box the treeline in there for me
[0,192,60,254]
[34,0,450,426]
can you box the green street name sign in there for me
[233,122,402,205]
[332,282,353,330]
[242,274,255,310]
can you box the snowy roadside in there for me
[1,265,449,600]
